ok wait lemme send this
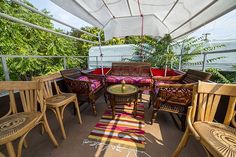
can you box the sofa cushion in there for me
[106,76,152,84]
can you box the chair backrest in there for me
[111,62,151,77]
[0,81,43,118]
[32,73,61,99]
[60,68,81,79]
[62,76,91,95]
[180,69,212,84]
[191,81,236,125]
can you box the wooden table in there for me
[106,84,139,119]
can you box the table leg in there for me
[6,142,16,157]
[111,99,115,119]
[133,100,137,117]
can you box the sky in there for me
[28,0,236,41]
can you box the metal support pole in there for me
[121,55,123,61]
[202,53,207,72]
[1,56,10,80]
[0,12,97,44]
[96,56,99,68]
[87,56,89,69]
[164,58,168,77]
[98,32,104,75]
[178,55,182,70]
[12,0,98,38]
[170,59,173,69]
[63,57,67,69]
[179,42,184,71]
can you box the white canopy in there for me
[51,0,236,40]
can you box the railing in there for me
[1,49,236,81]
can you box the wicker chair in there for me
[33,73,82,140]
[0,81,58,157]
[150,69,212,130]
[172,81,236,157]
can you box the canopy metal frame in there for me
[50,0,236,40]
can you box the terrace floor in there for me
[0,94,205,157]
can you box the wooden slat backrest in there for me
[0,81,42,117]
[111,62,151,76]
[60,68,81,79]
[192,81,236,125]
[32,73,61,99]
[180,69,212,84]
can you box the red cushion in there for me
[90,68,110,75]
[151,68,178,76]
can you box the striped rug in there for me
[88,103,145,150]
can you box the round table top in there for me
[107,84,138,95]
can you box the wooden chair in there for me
[172,81,236,157]
[0,81,58,157]
[33,73,82,140]
[60,69,104,115]
[0,152,6,157]
[150,69,212,130]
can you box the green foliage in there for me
[0,0,78,80]
[126,34,176,68]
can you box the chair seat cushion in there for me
[0,112,40,144]
[46,93,76,106]
[76,76,102,91]
[106,76,152,84]
[90,79,102,91]
[194,121,236,157]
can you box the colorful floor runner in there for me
[88,103,145,150]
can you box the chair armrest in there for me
[106,68,112,75]
[231,111,236,128]
[153,74,184,81]
[63,76,93,84]
[187,106,200,140]
[150,68,154,77]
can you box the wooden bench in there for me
[105,62,152,88]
